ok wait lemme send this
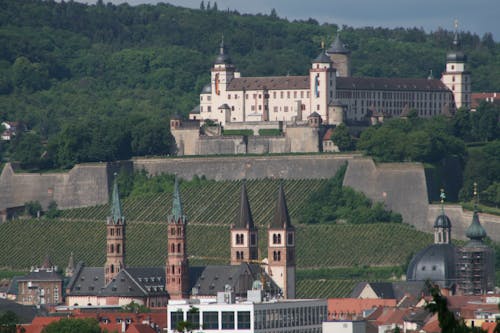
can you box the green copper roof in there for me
[110,177,124,224]
[465,211,487,241]
[170,177,186,223]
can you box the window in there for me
[273,92,277,99]
[238,311,251,329]
[287,232,294,245]
[187,311,200,330]
[274,106,278,113]
[116,228,121,236]
[284,106,288,112]
[207,106,211,112]
[177,243,181,253]
[287,92,290,98]
[203,312,219,329]
[228,94,231,99]
[280,92,284,98]
[222,312,235,329]
[117,244,121,254]
[171,312,184,330]
[110,229,114,236]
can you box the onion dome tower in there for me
[457,183,495,295]
[231,180,258,265]
[441,20,471,110]
[104,175,126,285]
[406,189,457,291]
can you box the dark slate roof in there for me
[227,76,309,91]
[214,40,232,65]
[337,77,450,92]
[191,105,200,114]
[67,264,168,298]
[218,103,230,110]
[0,298,39,323]
[308,111,321,118]
[271,184,293,229]
[434,214,451,228]
[234,181,256,229]
[326,35,350,54]
[201,84,212,94]
[391,281,428,301]
[406,244,457,288]
[313,51,332,63]
[349,281,394,299]
[17,270,63,282]
[191,263,278,297]
[7,276,21,295]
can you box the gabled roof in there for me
[227,76,309,91]
[313,51,332,63]
[270,183,293,229]
[337,77,450,92]
[234,181,255,229]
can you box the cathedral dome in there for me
[434,214,451,228]
[406,244,457,288]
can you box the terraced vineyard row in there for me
[58,179,325,226]
[296,279,359,298]
[0,218,430,272]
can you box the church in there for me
[190,29,470,126]
[406,188,495,295]
[65,177,296,308]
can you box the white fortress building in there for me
[191,31,470,126]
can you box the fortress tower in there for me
[166,177,190,299]
[230,181,258,265]
[309,49,336,122]
[267,183,296,299]
[104,177,126,285]
[441,21,471,110]
[326,34,351,77]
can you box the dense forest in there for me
[0,0,499,204]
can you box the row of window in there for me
[109,227,122,236]
[254,305,327,329]
[108,243,122,254]
[170,311,251,330]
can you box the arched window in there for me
[116,244,121,254]
[240,234,244,244]
[236,252,241,260]
[277,251,281,261]
[111,265,114,273]
[171,244,175,253]
[277,234,282,244]
[177,243,181,253]
[171,228,175,236]
[240,251,244,260]
[171,265,175,274]
[110,244,114,253]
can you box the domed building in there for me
[406,191,458,291]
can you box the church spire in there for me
[170,176,186,223]
[271,182,292,229]
[236,180,255,229]
[434,189,451,244]
[110,174,124,224]
[65,252,75,277]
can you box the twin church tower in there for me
[104,177,296,300]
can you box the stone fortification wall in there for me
[197,136,247,155]
[285,126,320,153]
[426,204,500,241]
[133,154,358,180]
[343,158,430,232]
[224,121,283,135]
[246,136,288,154]
[0,161,131,211]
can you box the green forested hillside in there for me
[1,0,500,169]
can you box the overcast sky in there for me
[84,0,499,41]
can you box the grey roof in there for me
[67,263,167,298]
[308,111,321,118]
[406,243,457,288]
[326,35,350,54]
[271,184,293,229]
[169,177,186,224]
[337,77,450,92]
[234,181,256,229]
[201,84,212,94]
[214,39,232,65]
[191,263,279,297]
[313,51,332,63]
[218,103,231,110]
[0,298,38,323]
[6,276,21,295]
[227,76,309,91]
[17,270,63,282]
[434,214,451,229]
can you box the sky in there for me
[84,0,500,41]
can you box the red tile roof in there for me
[328,298,397,320]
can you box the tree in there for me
[24,201,42,218]
[45,200,60,218]
[9,132,44,169]
[330,124,355,151]
[199,1,205,10]
[0,311,20,333]
[41,318,101,333]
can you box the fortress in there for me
[171,31,470,155]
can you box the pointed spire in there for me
[41,255,53,270]
[66,252,75,277]
[327,34,350,54]
[235,180,255,229]
[452,19,460,49]
[170,176,186,223]
[110,173,124,224]
[271,182,292,229]
[466,182,487,241]
[214,34,232,65]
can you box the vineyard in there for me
[0,179,436,298]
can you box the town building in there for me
[167,296,327,333]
